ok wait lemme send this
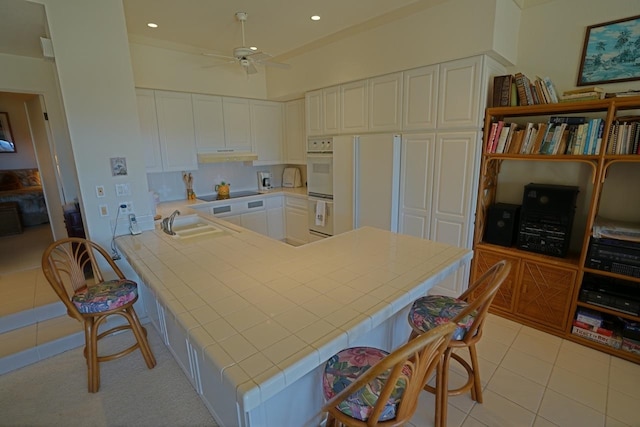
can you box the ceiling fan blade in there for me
[246,62,258,75]
[247,51,271,61]
[203,52,235,60]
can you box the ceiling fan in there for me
[203,12,290,75]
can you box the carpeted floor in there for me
[0,325,218,427]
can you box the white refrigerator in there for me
[333,134,401,233]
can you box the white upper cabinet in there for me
[250,100,284,164]
[305,89,323,137]
[340,80,368,133]
[223,97,252,151]
[153,90,198,172]
[437,56,482,129]
[192,94,226,153]
[284,99,306,164]
[369,73,403,132]
[135,89,162,173]
[323,86,341,135]
[402,65,439,131]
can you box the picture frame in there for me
[0,112,16,153]
[110,157,128,176]
[577,15,640,86]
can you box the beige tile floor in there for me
[1,226,639,426]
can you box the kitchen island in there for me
[116,207,471,427]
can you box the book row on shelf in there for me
[572,306,640,356]
[493,73,560,107]
[493,73,640,108]
[486,115,640,156]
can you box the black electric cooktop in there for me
[197,191,261,202]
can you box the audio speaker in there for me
[484,203,521,247]
[521,183,579,214]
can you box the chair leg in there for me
[438,349,452,427]
[84,317,100,393]
[126,306,156,369]
[468,344,483,403]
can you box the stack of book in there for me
[606,115,640,155]
[492,73,559,106]
[605,90,640,98]
[572,308,622,349]
[560,86,605,102]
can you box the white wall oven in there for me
[307,137,334,238]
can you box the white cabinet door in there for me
[341,80,368,133]
[285,196,308,245]
[399,133,436,239]
[222,214,242,226]
[251,100,284,164]
[284,99,306,164]
[429,131,479,296]
[402,65,439,131]
[323,86,341,135]
[135,89,162,173]
[266,196,285,240]
[242,210,268,235]
[154,90,198,172]
[223,97,252,151]
[369,73,403,132]
[192,94,226,153]
[305,90,323,137]
[437,56,482,129]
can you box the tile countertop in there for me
[155,187,308,219]
[116,206,471,414]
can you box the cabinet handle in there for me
[248,201,264,209]
[213,205,231,215]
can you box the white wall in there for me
[266,0,517,100]
[513,0,640,93]
[38,0,151,249]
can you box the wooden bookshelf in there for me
[472,96,640,363]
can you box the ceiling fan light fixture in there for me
[147,22,158,28]
[310,15,321,21]
[249,46,258,51]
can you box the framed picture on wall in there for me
[577,14,640,86]
[0,112,16,153]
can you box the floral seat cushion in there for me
[72,279,137,314]
[323,346,410,422]
[409,295,475,340]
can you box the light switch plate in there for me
[115,183,131,197]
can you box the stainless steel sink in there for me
[170,214,226,239]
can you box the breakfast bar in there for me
[116,210,471,427]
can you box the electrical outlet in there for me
[96,185,105,198]
[119,201,133,215]
[99,204,108,216]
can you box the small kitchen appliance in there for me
[282,167,302,188]
[258,171,272,192]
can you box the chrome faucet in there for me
[161,210,180,235]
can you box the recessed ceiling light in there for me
[250,46,258,51]
[310,15,321,21]
[147,22,158,28]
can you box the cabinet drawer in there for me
[266,196,283,209]
[286,196,307,210]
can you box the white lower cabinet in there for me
[241,210,268,235]
[285,196,309,246]
[266,196,285,240]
